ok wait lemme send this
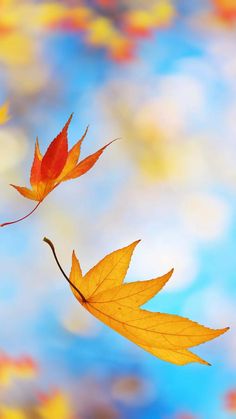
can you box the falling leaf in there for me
[44,238,229,366]
[1,114,115,227]
[0,102,10,124]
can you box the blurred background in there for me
[0,0,235,417]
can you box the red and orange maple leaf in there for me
[1,114,114,227]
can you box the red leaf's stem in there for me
[0,201,42,228]
[43,237,86,303]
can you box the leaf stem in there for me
[43,237,86,303]
[0,201,42,228]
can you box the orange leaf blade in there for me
[62,139,116,181]
[30,137,42,188]
[10,184,38,200]
[41,114,72,181]
[57,126,89,181]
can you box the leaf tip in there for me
[164,267,174,282]
[132,239,141,248]
[109,137,122,146]
[80,125,89,143]
[217,326,230,336]
[210,325,230,341]
[72,249,77,259]
[35,136,41,153]
[62,113,74,133]
[67,113,74,125]
[102,137,121,152]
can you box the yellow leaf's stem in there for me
[0,201,42,228]
[43,237,86,303]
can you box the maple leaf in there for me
[44,238,229,366]
[1,114,115,227]
[0,101,10,124]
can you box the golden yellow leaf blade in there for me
[85,301,228,351]
[138,344,210,366]
[70,251,83,301]
[82,240,140,299]
[89,268,174,307]
[121,310,228,349]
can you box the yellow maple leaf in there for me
[0,102,10,124]
[44,238,229,366]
